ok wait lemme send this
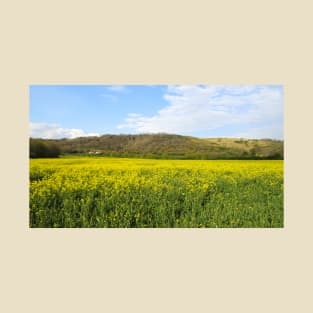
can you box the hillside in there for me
[30,134,284,159]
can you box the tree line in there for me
[29,134,284,159]
[30,139,61,158]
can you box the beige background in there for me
[1,0,312,312]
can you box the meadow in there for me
[29,157,283,228]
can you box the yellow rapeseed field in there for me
[30,157,283,227]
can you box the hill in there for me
[30,134,284,159]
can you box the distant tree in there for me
[47,142,61,157]
[30,139,61,158]
[29,135,283,160]
[30,140,46,158]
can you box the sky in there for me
[30,85,284,140]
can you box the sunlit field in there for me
[29,157,283,228]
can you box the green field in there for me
[30,157,284,228]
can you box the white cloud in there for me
[117,85,283,138]
[100,85,129,101]
[30,123,99,139]
[106,85,128,92]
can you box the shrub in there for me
[30,139,61,158]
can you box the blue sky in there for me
[30,85,283,139]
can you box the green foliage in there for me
[31,134,284,160]
[30,138,61,158]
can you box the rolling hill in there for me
[30,133,284,159]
